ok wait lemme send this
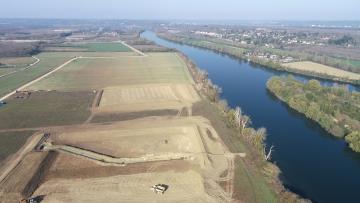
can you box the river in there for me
[141,31,360,203]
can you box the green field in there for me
[0,57,37,68]
[0,52,80,97]
[0,68,18,76]
[0,131,34,163]
[347,59,360,67]
[0,91,94,129]
[65,42,132,52]
[27,53,193,91]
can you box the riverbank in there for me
[157,33,360,85]
[179,52,309,202]
[267,76,360,152]
[142,30,360,203]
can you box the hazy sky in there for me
[1,0,359,20]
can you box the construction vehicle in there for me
[19,195,44,203]
[150,184,169,194]
[20,198,37,203]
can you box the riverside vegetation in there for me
[267,76,360,152]
[158,33,360,85]
[180,53,309,202]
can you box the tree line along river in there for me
[141,31,360,203]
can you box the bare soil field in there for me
[22,116,233,203]
[0,152,51,202]
[34,169,218,203]
[26,53,193,91]
[51,117,212,161]
[192,100,279,202]
[91,109,179,123]
[0,131,34,163]
[97,83,199,113]
[0,91,94,129]
[45,153,193,179]
[284,61,360,80]
[0,47,238,202]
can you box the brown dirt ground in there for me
[96,83,199,113]
[90,109,179,123]
[45,153,194,180]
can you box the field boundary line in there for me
[0,57,77,101]
[119,41,147,57]
[0,56,40,79]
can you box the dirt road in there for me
[0,56,77,101]
[120,41,147,56]
[0,56,40,79]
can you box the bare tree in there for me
[234,106,251,130]
[265,145,274,161]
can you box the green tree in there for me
[306,79,321,91]
[345,131,360,152]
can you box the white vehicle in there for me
[150,184,169,194]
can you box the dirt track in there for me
[44,143,193,166]
[32,116,235,202]
[0,56,76,101]
[0,56,40,79]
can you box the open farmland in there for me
[62,42,132,52]
[0,41,239,202]
[0,57,37,68]
[50,117,210,159]
[347,59,360,67]
[0,91,94,129]
[0,68,18,76]
[284,61,360,80]
[28,116,231,202]
[0,131,34,163]
[97,83,199,113]
[0,56,37,76]
[0,52,77,97]
[27,53,193,91]
[34,170,215,203]
[0,152,54,202]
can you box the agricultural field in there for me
[284,61,360,80]
[0,152,52,202]
[0,57,37,68]
[51,117,209,159]
[0,52,142,97]
[28,116,231,203]
[35,169,212,203]
[0,68,18,76]
[27,53,194,91]
[0,131,34,163]
[0,91,94,129]
[0,52,78,97]
[0,40,277,202]
[347,59,360,67]
[97,83,199,113]
[61,42,132,52]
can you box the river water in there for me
[141,31,360,203]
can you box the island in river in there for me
[267,76,360,152]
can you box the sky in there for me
[1,0,359,21]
